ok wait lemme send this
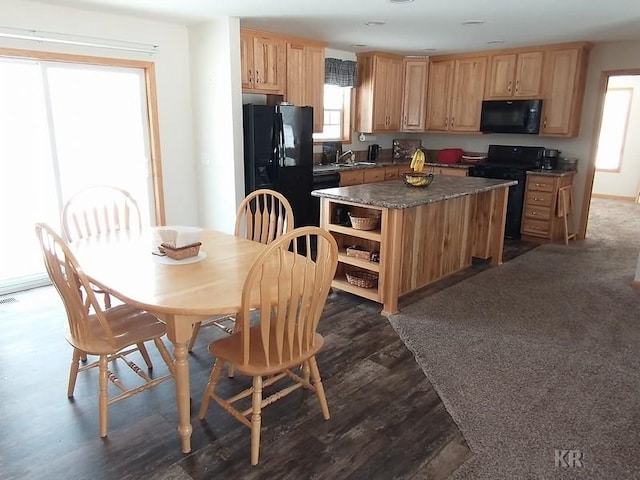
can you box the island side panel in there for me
[381,207,403,315]
[469,186,508,264]
[398,195,473,296]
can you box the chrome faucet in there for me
[336,150,355,164]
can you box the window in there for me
[313,84,352,142]
[595,87,633,172]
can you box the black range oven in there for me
[468,145,544,239]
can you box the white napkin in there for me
[156,226,202,248]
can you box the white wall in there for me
[1,0,198,226]
[592,75,640,198]
[189,19,244,233]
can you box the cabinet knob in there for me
[256,70,260,84]
[444,118,448,127]
[507,81,512,93]
[543,118,547,128]
[450,117,454,126]
[248,70,253,83]
[515,80,520,92]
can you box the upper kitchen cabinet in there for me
[401,58,429,132]
[286,41,325,132]
[540,43,591,137]
[355,52,404,133]
[485,50,543,99]
[240,29,286,94]
[426,55,487,132]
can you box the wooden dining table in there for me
[71,229,268,453]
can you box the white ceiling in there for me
[31,0,640,55]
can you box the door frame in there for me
[0,46,166,226]
[579,68,640,238]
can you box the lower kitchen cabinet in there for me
[521,172,575,241]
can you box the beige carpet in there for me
[390,198,640,479]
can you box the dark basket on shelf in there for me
[345,269,378,289]
[402,172,434,188]
[158,242,201,260]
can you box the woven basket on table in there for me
[347,212,380,231]
[159,242,201,260]
[345,269,378,289]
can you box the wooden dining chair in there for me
[61,185,143,309]
[187,189,295,352]
[198,226,338,465]
[35,222,174,438]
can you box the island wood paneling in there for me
[399,195,473,295]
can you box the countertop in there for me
[311,176,516,209]
[313,161,472,174]
[525,169,577,177]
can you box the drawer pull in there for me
[534,197,543,201]
[531,212,537,215]
[534,183,547,187]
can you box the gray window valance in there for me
[324,58,358,87]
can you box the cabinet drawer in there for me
[384,167,399,181]
[526,190,554,207]
[524,205,551,221]
[339,170,364,186]
[363,168,386,183]
[527,176,555,192]
[521,218,551,236]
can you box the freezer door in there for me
[243,104,278,191]
[276,105,313,226]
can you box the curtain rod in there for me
[0,26,159,55]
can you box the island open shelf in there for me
[313,176,516,315]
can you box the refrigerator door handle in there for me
[276,112,285,167]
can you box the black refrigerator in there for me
[243,104,314,228]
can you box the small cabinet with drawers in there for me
[521,172,575,241]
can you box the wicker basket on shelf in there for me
[345,269,378,289]
[347,212,380,231]
[158,242,201,260]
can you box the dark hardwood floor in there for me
[0,238,536,480]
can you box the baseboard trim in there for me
[591,193,636,202]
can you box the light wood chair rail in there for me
[61,185,142,309]
[199,226,338,465]
[35,222,173,438]
[188,189,295,353]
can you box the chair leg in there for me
[153,337,175,377]
[98,355,109,438]
[67,348,82,398]
[137,342,153,369]
[199,359,224,419]
[228,321,238,378]
[309,356,330,420]
[302,361,311,384]
[187,322,202,352]
[251,375,263,466]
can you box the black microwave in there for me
[480,99,543,134]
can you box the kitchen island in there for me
[312,175,517,314]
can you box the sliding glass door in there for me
[0,56,156,295]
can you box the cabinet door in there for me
[426,60,454,131]
[540,48,579,135]
[372,57,391,131]
[240,31,254,90]
[286,43,305,106]
[305,45,325,133]
[385,58,404,131]
[486,53,516,99]
[449,56,487,132]
[401,59,428,131]
[252,35,285,93]
[514,51,543,97]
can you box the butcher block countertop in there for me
[311,176,517,209]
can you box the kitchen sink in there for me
[314,162,378,173]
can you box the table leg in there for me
[164,314,194,453]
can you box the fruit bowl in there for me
[402,172,434,188]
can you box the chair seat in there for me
[209,328,324,376]
[66,304,167,355]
